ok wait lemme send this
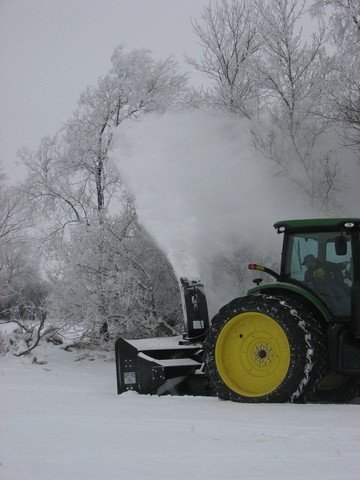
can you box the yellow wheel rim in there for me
[215,312,291,397]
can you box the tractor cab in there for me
[250,219,360,331]
[278,219,358,318]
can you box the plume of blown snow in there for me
[112,110,323,313]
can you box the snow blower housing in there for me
[115,278,210,395]
[116,218,360,403]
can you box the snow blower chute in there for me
[115,278,210,395]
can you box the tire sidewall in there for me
[204,294,322,403]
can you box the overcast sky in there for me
[0,0,210,182]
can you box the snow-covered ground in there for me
[1,343,360,480]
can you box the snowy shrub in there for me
[0,331,8,355]
[46,217,182,344]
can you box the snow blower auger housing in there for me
[115,278,210,396]
[116,218,360,403]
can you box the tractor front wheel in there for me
[204,294,327,403]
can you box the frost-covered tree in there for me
[251,0,344,212]
[0,166,49,355]
[20,47,186,342]
[22,47,187,225]
[0,239,48,329]
[63,46,187,215]
[0,181,30,246]
[19,136,91,232]
[187,0,345,212]
[186,0,261,117]
[0,234,42,325]
[47,216,181,342]
[0,163,35,310]
[311,0,360,162]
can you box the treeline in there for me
[1,0,359,355]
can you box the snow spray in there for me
[112,110,317,313]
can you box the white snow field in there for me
[1,344,360,480]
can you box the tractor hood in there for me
[248,281,332,322]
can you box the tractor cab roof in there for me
[274,218,360,234]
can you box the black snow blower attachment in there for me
[115,278,210,396]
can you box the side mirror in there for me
[335,236,347,256]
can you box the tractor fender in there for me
[248,282,332,322]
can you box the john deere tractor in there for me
[115,218,360,403]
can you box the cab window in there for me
[284,232,352,316]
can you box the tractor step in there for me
[115,336,208,395]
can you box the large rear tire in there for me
[312,373,360,403]
[204,294,327,403]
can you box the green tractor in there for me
[115,218,360,403]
